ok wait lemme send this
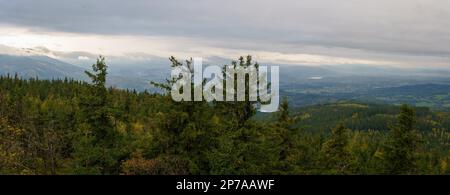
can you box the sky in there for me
[0,0,449,68]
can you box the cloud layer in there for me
[0,0,449,67]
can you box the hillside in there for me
[361,84,450,110]
[0,54,157,91]
[0,54,87,80]
[0,58,448,175]
[283,82,450,111]
[290,101,450,132]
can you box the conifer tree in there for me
[274,99,299,173]
[383,104,420,174]
[322,123,350,174]
[277,99,294,160]
[74,56,121,174]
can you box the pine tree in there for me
[277,99,292,128]
[276,99,294,163]
[322,123,350,174]
[383,104,420,174]
[217,56,259,129]
[73,56,122,174]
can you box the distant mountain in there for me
[0,54,87,80]
[2,54,450,109]
[0,54,158,91]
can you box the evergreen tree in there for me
[73,56,122,174]
[383,104,420,174]
[322,123,350,174]
[217,55,259,129]
[275,99,296,172]
[0,56,449,175]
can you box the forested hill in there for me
[289,102,450,132]
[0,57,449,175]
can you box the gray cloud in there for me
[0,0,450,60]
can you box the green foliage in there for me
[0,56,448,175]
[382,104,420,174]
[321,123,350,174]
[72,57,124,174]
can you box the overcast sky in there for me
[0,0,449,68]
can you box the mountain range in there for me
[0,54,87,80]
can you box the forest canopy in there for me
[0,56,448,175]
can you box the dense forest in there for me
[0,56,449,175]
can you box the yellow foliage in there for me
[132,122,144,134]
[211,115,220,125]
[116,122,127,134]
[440,159,448,173]
[335,103,369,108]
[299,113,311,120]
[374,150,384,159]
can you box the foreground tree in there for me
[383,104,420,174]
[322,123,350,174]
[73,56,122,174]
[0,56,448,175]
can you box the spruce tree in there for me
[322,123,350,174]
[383,104,420,174]
[275,99,298,173]
[277,99,294,161]
[74,56,121,174]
